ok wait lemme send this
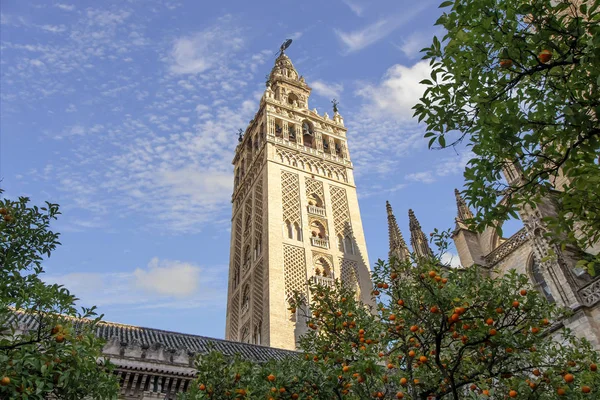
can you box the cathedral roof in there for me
[11,311,297,363]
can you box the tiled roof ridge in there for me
[11,308,298,357]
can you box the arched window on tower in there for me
[244,246,251,273]
[294,222,302,241]
[254,236,262,260]
[344,236,354,255]
[288,92,299,106]
[315,257,333,278]
[284,220,293,239]
[302,120,314,149]
[529,256,555,303]
[241,284,250,316]
[337,234,344,252]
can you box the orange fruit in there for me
[410,325,418,332]
[591,364,597,372]
[489,329,497,336]
[482,389,490,396]
[51,325,63,335]
[533,369,541,376]
[496,307,504,314]
[397,299,404,306]
[509,390,517,398]
[429,271,437,278]
[531,327,539,334]
[396,392,404,399]
[564,374,574,383]
[400,377,408,386]
[342,366,350,372]
[199,384,206,391]
[539,49,552,63]
[500,59,513,68]
[408,350,415,357]
[387,363,394,369]
[582,386,591,394]
[557,387,566,396]
[55,335,65,343]
[419,356,427,363]
[389,314,396,321]
[267,374,276,382]
[486,318,494,326]
[512,301,520,308]
[520,289,527,296]
[1,377,10,386]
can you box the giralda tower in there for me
[225,47,372,350]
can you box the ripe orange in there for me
[397,299,404,306]
[378,352,384,357]
[520,289,528,296]
[1,377,10,386]
[500,59,513,68]
[279,387,286,393]
[489,329,497,336]
[199,384,206,391]
[531,327,539,334]
[396,392,404,399]
[343,366,350,372]
[55,335,65,343]
[564,374,574,383]
[496,307,504,314]
[359,329,365,334]
[470,384,477,391]
[291,394,299,399]
[442,278,448,284]
[509,390,518,398]
[377,283,384,288]
[591,364,597,372]
[51,325,63,335]
[539,49,552,63]
[372,290,380,296]
[557,387,566,396]
[582,386,591,393]
[383,283,389,289]
[428,271,437,278]
[512,301,520,308]
[413,379,420,385]
[419,356,427,363]
[391,273,398,280]
[542,318,549,325]
[450,313,460,322]
[486,318,494,326]
[267,374,276,382]
[482,389,490,396]
[400,377,408,386]
[410,325,418,332]
[430,306,439,313]
[389,314,396,321]
[387,363,394,369]
[533,369,541,376]
[408,350,415,357]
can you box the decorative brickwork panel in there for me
[339,258,358,291]
[244,194,253,241]
[229,292,240,339]
[330,185,351,236]
[253,261,263,323]
[233,213,243,288]
[281,171,301,225]
[580,278,600,307]
[240,321,250,343]
[254,177,263,252]
[484,228,529,266]
[305,177,324,204]
[276,147,347,183]
[283,244,307,300]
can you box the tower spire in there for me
[386,201,409,262]
[409,209,433,258]
[454,189,474,229]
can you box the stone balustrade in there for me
[579,278,600,307]
[310,237,329,249]
[307,205,326,217]
[484,228,529,266]
[310,275,335,288]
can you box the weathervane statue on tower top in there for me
[278,39,293,57]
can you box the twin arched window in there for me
[284,220,302,241]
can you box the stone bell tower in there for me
[224,48,372,350]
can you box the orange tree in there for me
[412,0,600,273]
[183,234,599,399]
[0,192,119,399]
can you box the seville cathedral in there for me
[15,49,600,399]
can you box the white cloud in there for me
[169,15,243,75]
[44,258,226,310]
[310,80,343,99]
[341,0,365,16]
[395,32,429,59]
[441,252,462,268]
[435,151,474,176]
[405,171,435,184]
[334,4,429,53]
[356,60,432,120]
[55,4,75,11]
[134,258,200,297]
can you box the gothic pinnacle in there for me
[454,188,474,226]
[386,201,409,261]
[408,209,433,258]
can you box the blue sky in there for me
[0,0,511,339]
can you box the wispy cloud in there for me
[334,3,430,53]
[310,80,343,99]
[341,0,365,16]
[405,171,435,184]
[168,15,244,75]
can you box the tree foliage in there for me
[412,0,600,263]
[182,236,600,399]
[0,192,119,399]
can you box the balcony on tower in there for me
[309,275,335,288]
[310,237,329,249]
[307,204,326,217]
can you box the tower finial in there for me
[386,201,409,262]
[408,209,433,258]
